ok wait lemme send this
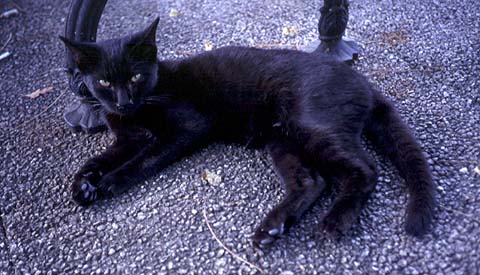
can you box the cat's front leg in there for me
[72,129,156,205]
[95,125,212,198]
[72,162,104,205]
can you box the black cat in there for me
[60,18,434,248]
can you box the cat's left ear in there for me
[127,17,159,61]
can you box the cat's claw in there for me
[253,204,297,249]
[72,180,98,206]
[260,237,274,245]
[252,229,279,249]
[252,220,287,249]
[268,228,279,235]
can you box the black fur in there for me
[61,18,434,248]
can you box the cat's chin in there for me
[105,106,139,117]
[113,109,138,117]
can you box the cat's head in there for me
[60,18,160,116]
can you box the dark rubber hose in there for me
[64,0,107,96]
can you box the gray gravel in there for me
[1,0,479,274]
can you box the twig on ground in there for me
[0,51,11,61]
[9,1,26,13]
[18,91,65,127]
[0,8,19,18]
[202,208,266,274]
[0,33,12,53]
[439,205,480,224]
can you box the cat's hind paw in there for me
[320,207,357,240]
[71,180,98,206]
[405,203,433,237]
[252,208,293,249]
[252,223,285,249]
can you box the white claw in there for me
[280,223,285,234]
[268,228,279,236]
[260,238,273,245]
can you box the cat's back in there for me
[199,46,370,99]
[180,46,337,90]
[195,46,331,69]
[173,45,372,116]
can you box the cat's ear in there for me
[137,17,159,45]
[126,18,159,61]
[59,36,101,71]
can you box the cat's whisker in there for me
[146,95,171,100]
[145,95,172,104]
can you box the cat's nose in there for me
[116,103,128,112]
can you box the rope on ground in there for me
[0,33,13,53]
[439,205,480,224]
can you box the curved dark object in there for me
[63,0,108,133]
[313,0,360,64]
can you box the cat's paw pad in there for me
[252,208,292,249]
[72,180,98,206]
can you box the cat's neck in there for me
[155,59,195,96]
[157,59,177,82]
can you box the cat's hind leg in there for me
[301,130,377,238]
[320,145,377,239]
[253,138,326,248]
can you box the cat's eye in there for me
[131,74,142,82]
[98,79,111,87]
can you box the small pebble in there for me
[108,248,115,256]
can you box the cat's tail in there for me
[364,90,435,237]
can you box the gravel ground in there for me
[1,0,479,274]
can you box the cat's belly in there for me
[214,111,276,147]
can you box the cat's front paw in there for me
[72,167,103,206]
[252,207,293,249]
[71,179,98,206]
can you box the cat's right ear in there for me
[140,17,159,46]
[59,36,101,71]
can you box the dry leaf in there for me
[169,8,180,18]
[381,29,409,46]
[204,41,213,51]
[282,26,298,37]
[202,170,222,185]
[25,86,54,99]
[0,9,19,19]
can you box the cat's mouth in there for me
[107,103,140,116]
